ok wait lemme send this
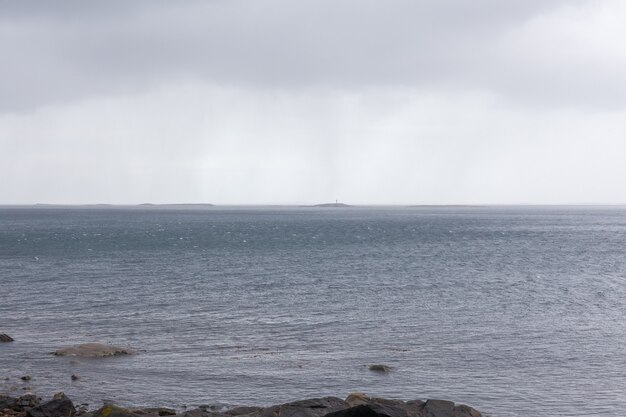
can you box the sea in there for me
[1,206,625,417]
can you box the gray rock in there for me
[422,400,455,417]
[53,343,135,358]
[27,394,76,417]
[0,334,14,342]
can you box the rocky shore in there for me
[0,392,482,417]
[2,340,483,417]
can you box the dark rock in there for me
[0,395,18,411]
[422,400,454,417]
[179,411,202,417]
[180,410,222,417]
[248,397,348,417]
[370,399,423,417]
[1,394,41,412]
[0,334,14,342]
[138,408,176,416]
[368,365,393,373]
[16,395,41,411]
[20,377,31,382]
[26,394,76,417]
[324,404,408,417]
[224,407,262,416]
[71,375,79,381]
[285,397,347,410]
[403,401,425,417]
[452,405,482,417]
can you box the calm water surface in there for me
[1,206,625,417]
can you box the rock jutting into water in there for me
[367,365,393,373]
[0,393,483,417]
[53,343,135,358]
[0,334,14,342]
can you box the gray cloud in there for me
[4,0,617,113]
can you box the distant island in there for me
[313,202,352,208]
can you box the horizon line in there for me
[1,202,626,208]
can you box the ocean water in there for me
[1,206,625,417]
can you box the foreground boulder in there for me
[91,405,142,417]
[0,334,14,342]
[179,397,352,417]
[258,397,349,417]
[181,395,482,417]
[332,394,481,417]
[26,393,75,417]
[53,343,135,358]
[6,394,482,417]
[181,397,350,417]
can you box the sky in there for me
[1,0,626,205]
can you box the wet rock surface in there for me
[0,334,14,343]
[53,343,135,358]
[1,393,482,417]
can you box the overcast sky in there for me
[2,0,625,204]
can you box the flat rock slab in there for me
[53,343,135,358]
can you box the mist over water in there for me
[1,206,625,417]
